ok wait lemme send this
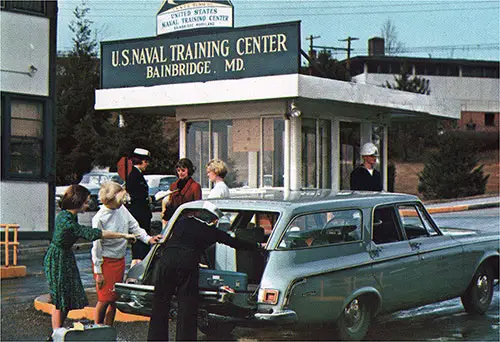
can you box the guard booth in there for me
[95,20,459,193]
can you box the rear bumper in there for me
[254,309,298,323]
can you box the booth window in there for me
[186,121,210,188]
[339,122,361,190]
[186,117,285,189]
[1,1,46,15]
[301,119,332,189]
[3,99,44,178]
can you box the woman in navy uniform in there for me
[126,148,153,264]
[147,202,261,341]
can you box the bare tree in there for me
[380,19,404,55]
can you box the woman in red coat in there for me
[162,158,202,224]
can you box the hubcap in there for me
[344,299,363,330]
[476,274,490,304]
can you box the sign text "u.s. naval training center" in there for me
[100,22,300,89]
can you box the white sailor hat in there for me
[133,148,151,160]
[202,201,224,219]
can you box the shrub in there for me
[418,132,489,199]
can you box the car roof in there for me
[181,190,420,212]
[144,174,176,180]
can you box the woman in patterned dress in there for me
[44,184,136,332]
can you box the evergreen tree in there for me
[56,0,107,184]
[384,64,437,161]
[418,133,489,199]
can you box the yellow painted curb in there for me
[34,294,150,322]
[427,205,469,214]
[1,265,27,279]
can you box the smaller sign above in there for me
[157,1,234,35]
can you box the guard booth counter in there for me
[95,21,460,194]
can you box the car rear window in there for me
[279,209,362,249]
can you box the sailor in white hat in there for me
[127,148,153,264]
[350,142,383,191]
[147,201,262,341]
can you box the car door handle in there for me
[369,246,383,258]
[410,242,421,250]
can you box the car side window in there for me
[397,205,431,239]
[372,206,402,244]
[279,209,362,249]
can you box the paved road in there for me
[1,208,499,341]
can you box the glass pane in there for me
[319,119,331,188]
[398,205,429,239]
[372,124,384,184]
[279,209,362,249]
[10,1,45,14]
[9,139,42,176]
[11,100,43,120]
[262,118,284,187]
[186,121,210,188]
[213,119,260,188]
[339,122,360,190]
[302,118,317,188]
[11,118,43,137]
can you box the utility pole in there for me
[339,36,359,70]
[306,34,320,63]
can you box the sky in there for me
[57,0,500,61]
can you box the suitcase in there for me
[198,268,248,292]
[52,323,116,341]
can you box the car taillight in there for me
[258,288,279,305]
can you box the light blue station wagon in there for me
[115,191,499,340]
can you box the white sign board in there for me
[157,2,233,35]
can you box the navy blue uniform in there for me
[147,216,259,341]
[350,166,383,191]
[126,166,152,259]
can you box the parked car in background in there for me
[144,174,177,211]
[55,172,124,211]
[115,191,499,340]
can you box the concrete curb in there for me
[426,201,500,214]
[34,289,149,322]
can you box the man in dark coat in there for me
[126,148,153,264]
[350,142,383,191]
[147,202,261,341]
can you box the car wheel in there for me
[88,196,99,211]
[198,319,235,336]
[461,263,494,315]
[336,297,371,341]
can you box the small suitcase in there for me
[52,323,116,341]
[198,268,248,292]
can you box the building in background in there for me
[347,38,499,132]
[1,1,58,238]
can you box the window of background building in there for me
[462,66,483,78]
[339,122,360,190]
[485,113,495,127]
[8,100,44,177]
[319,119,332,188]
[2,1,46,14]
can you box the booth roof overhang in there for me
[94,73,460,120]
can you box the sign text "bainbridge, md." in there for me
[100,22,300,88]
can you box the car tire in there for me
[461,263,494,315]
[198,320,235,336]
[88,196,99,211]
[336,297,371,341]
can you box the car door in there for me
[396,203,465,302]
[369,205,423,312]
